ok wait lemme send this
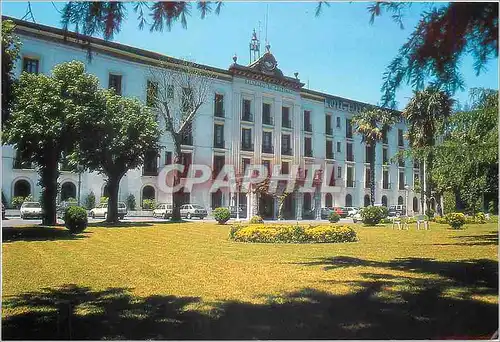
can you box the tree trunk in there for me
[425,153,434,213]
[105,175,122,223]
[171,143,183,221]
[40,153,59,226]
[419,163,425,214]
[370,143,376,206]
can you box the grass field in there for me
[2,221,498,339]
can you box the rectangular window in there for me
[143,149,158,176]
[23,57,39,74]
[304,110,312,132]
[262,160,271,176]
[242,99,252,121]
[181,122,193,145]
[262,103,272,125]
[346,142,354,162]
[214,94,224,117]
[282,106,291,128]
[346,119,353,139]
[398,129,404,147]
[399,157,405,167]
[399,171,405,190]
[336,116,341,128]
[242,158,251,175]
[282,134,291,155]
[214,124,224,148]
[328,166,335,186]
[337,166,342,179]
[383,169,389,189]
[241,128,252,150]
[146,80,158,107]
[326,115,332,135]
[336,141,341,153]
[213,155,225,178]
[383,147,388,165]
[262,131,273,153]
[326,140,333,159]
[164,151,172,165]
[365,144,373,163]
[365,168,371,188]
[346,166,354,187]
[282,161,289,175]
[180,152,192,178]
[304,137,312,157]
[382,127,388,144]
[413,160,420,169]
[181,87,193,114]
[167,84,174,99]
[108,73,122,95]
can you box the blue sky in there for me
[2,1,498,109]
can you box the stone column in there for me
[251,191,259,217]
[273,197,279,220]
[295,191,303,220]
[275,98,283,164]
[315,186,322,220]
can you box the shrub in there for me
[249,215,264,224]
[360,206,386,226]
[380,218,392,224]
[230,224,358,244]
[11,196,25,209]
[425,209,435,218]
[84,191,96,210]
[65,197,77,204]
[433,216,447,224]
[63,206,88,234]
[99,196,108,205]
[474,212,486,224]
[444,212,466,229]
[488,201,496,215]
[213,207,231,224]
[329,212,340,223]
[379,206,389,218]
[142,199,155,210]
[126,193,136,211]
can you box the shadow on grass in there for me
[2,227,89,243]
[3,257,498,339]
[433,231,499,246]
[87,221,154,228]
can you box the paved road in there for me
[2,216,354,227]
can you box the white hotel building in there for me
[2,17,422,219]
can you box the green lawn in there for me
[2,221,498,339]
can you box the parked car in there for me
[179,204,207,219]
[388,205,406,217]
[153,203,173,219]
[345,207,360,217]
[20,201,43,219]
[90,202,127,219]
[332,206,349,218]
[56,201,78,219]
[2,203,5,220]
[321,207,333,219]
[352,211,362,223]
[229,205,247,218]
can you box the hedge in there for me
[229,224,358,244]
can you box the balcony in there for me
[346,154,354,162]
[262,115,274,126]
[282,148,293,156]
[304,149,313,157]
[262,145,274,154]
[242,113,253,122]
[346,180,356,188]
[326,152,334,160]
[282,119,292,129]
[143,167,158,176]
[13,158,32,170]
[304,123,313,132]
[241,142,254,152]
[326,127,333,136]
[214,140,225,149]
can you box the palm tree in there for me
[403,87,453,214]
[352,108,399,206]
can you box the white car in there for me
[90,202,127,219]
[179,204,207,219]
[20,202,43,219]
[346,207,360,217]
[352,211,363,223]
[153,203,173,219]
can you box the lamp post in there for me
[235,173,243,221]
[404,183,410,217]
[77,164,84,206]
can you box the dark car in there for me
[332,206,349,218]
[320,207,333,219]
[302,208,333,220]
[229,205,247,218]
[56,201,78,219]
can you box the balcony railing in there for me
[242,113,253,122]
[304,123,312,132]
[382,182,391,190]
[305,149,313,157]
[346,180,356,188]
[282,119,292,129]
[326,127,333,136]
[262,145,274,154]
[241,142,254,151]
[262,115,274,125]
[398,139,404,147]
[181,135,193,146]
[214,140,225,149]
[282,148,293,156]
[143,167,158,176]
[346,131,353,139]
[326,152,334,160]
[346,154,354,162]
[13,159,32,169]
[214,109,224,118]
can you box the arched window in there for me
[303,193,312,210]
[345,194,352,207]
[142,185,155,202]
[398,196,404,205]
[13,180,31,198]
[325,193,333,208]
[102,184,109,198]
[381,195,388,207]
[364,194,371,207]
[60,182,76,201]
[413,197,419,213]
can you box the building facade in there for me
[2,17,422,218]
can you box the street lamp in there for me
[404,183,410,216]
[235,173,243,221]
[77,164,84,206]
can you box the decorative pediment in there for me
[248,51,284,77]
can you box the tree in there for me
[2,19,21,127]
[431,88,498,214]
[402,87,453,213]
[352,108,399,206]
[371,2,498,109]
[147,60,214,220]
[72,88,160,223]
[4,61,100,225]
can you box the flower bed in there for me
[229,224,358,244]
